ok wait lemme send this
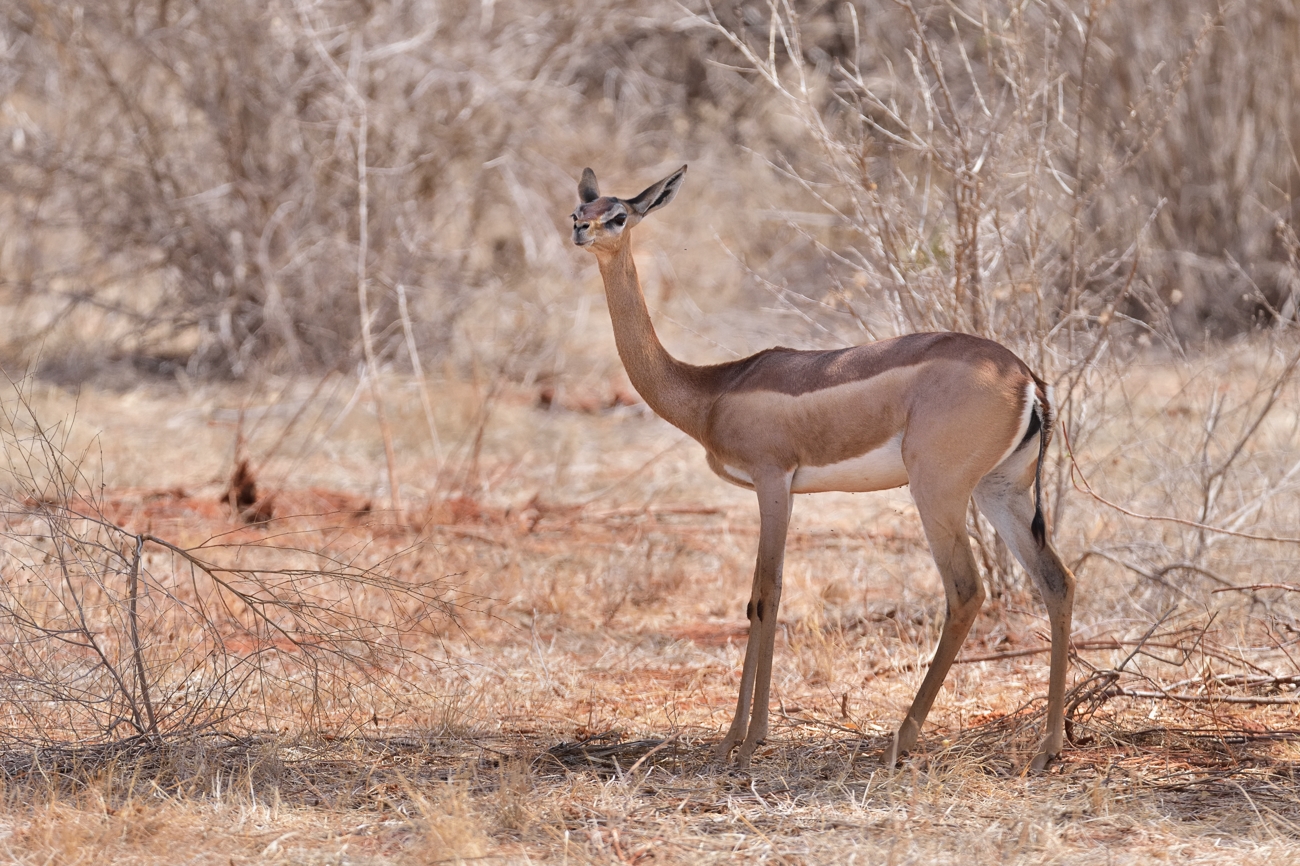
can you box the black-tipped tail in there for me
[1030,391,1053,548]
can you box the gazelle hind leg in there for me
[887,478,985,766]
[973,475,1076,770]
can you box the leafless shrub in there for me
[702,1,1298,338]
[0,1,1296,382]
[0,0,757,383]
[1089,1,1300,335]
[0,377,460,747]
[1069,335,1300,610]
[694,1,1300,598]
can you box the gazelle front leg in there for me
[712,564,765,760]
[714,468,793,767]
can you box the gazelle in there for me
[570,165,1075,770]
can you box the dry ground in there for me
[3,352,1300,865]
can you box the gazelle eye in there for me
[608,213,627,227]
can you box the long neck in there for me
[596,242,712,440]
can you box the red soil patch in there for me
[662,623,749,647]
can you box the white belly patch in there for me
[719,463,754,487]
[714,436,909,493]
[791,435,908,494]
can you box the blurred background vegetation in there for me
[1,0,1296,389]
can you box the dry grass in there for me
[3,339,1300,863]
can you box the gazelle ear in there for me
[578,168,600,203]
[627,165,687,216]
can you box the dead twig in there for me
[1100,688,1300,707]
[1213,584,1300,594]
[1062,422,1300,546]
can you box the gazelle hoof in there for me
[886,723,918,768]
[733,738,763,769]
[1027,749,1056,773]
[1027,730,1063,773]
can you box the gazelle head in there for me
[571,165,687,256]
